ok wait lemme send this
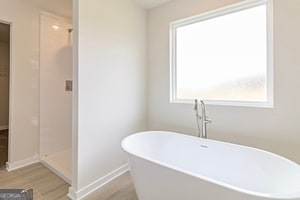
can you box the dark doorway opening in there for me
[0,22,10,169]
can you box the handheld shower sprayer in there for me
[194,99,199,116]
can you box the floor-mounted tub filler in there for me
[122,131,300,200]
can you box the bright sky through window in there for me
[171,1,273,107]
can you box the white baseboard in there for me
[6,155,40,171]
[0,125,8,131]
[67,164,129,200]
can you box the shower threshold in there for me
[40,148,72,184]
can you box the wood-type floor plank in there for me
[0,163,138,200]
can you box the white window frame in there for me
[170,0,273,108]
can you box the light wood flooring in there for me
[0,162,138,200]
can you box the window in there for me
[170,0,273,107]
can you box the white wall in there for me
[0,42,9,128]
[72,0,147,196]
[148,0,300,164]
[40,13,72,156]
[0,0,40,164]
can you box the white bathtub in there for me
[121,131,300,200]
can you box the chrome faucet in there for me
[194,99,211,138]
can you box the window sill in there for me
[171,99,274,108]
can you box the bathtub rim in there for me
[121,131,300,200]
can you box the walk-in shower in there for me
[39,12,73,183]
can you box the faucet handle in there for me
[205,117,212,123]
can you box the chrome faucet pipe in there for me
[194,99,201,137]
[194,99,211,138]
[200,100,209,138]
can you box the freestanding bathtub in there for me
[121,131,300,200]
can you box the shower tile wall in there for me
[39,13,73,156]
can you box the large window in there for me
[170,0,273,107]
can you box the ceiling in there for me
[0,23,10,43]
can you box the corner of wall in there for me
[67,164,128,200]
